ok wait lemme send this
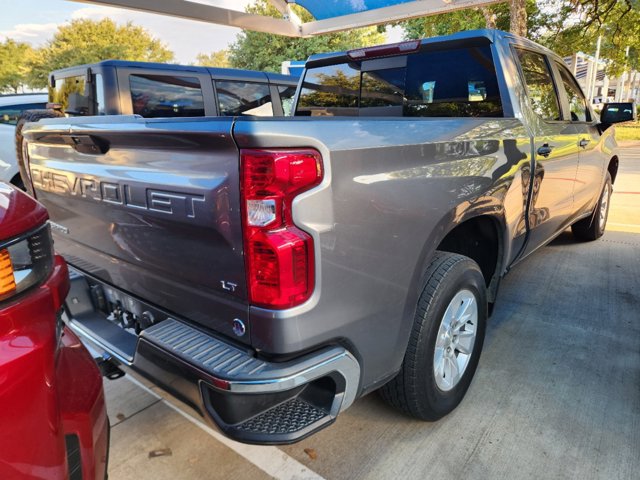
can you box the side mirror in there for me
[600,101,637,127]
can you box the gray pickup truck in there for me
[21,30,635,445]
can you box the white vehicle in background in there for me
[0,93,48,188]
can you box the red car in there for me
[0,184,108,479]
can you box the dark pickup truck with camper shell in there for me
[21,30,635,445]
[15,60,298,187]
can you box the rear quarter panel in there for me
[234,116,530,389]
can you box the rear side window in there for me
[216,81,273,116]
[130,74,205,118]
[50,74,105,116]
[0,103,47,125]
[95,74,106,115]
[296,45,503,117]
[277,84,297,116]
[556,63,590,122]
[515,49,561,121]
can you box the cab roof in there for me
[50,60,298,85]
[305,29,560,68]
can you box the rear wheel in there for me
[15,109,63,192]
[571,172,612,241]
[380,251,487,420]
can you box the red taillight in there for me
[347,40,420,60]
[241,149,322,309]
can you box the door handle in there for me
[62,134,110,154]
[578,138,591,148]
[537,143,553,158]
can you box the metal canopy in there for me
[71,0,503,37]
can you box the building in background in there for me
[567,53,640,110]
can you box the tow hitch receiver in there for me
[96,357,125,380]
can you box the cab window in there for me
[515,49,561,121]
[130,74,205,118]
[556,64,590,122]
[277,84,296,116]
[216,81,273,116]
[297,45,503,117]
[49,73,105,116]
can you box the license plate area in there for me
[64,267,173,362]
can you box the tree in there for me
[196,50,230,68]
[0,40,34,93]
[399,1,549,40]
[228,0,384,72]
[509,0,528,37]
[537,1,640,75]
[29,19,174,88]
[398,1,640,73]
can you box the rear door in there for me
[514,48,581,254]
[553,61,605,215]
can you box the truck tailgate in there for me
[23,117,248,342]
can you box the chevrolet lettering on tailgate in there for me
[31,168,206,219]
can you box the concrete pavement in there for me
[103,144,640,480]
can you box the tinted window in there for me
[130,75,204,118]
[515,49,561,121]
[556,64,589,122]
[297,63,360,116]
[216,81,273,116]
[95,74,106,115]
[277,84,297,116]
[0,103,47,125]
[49,74,105,116]
[360,68,405,115]
[297,45,503,117]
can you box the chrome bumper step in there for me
[64,272,360,444]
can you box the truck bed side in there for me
[24,115,531,387]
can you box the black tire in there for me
[379,251,487,421]
[15,109,63,193]
[571,172,612,241]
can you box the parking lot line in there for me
[124,375,326,480]
[609,222,640,227]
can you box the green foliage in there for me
[536,1,640,76]
[399,0,640,75]
[0,40,34,93]
[228,0,385,72]
[400,8,498,39]
[28,19,174,88]
[614,122,640,141]
[196,50,230,68]
[399,1,551,40]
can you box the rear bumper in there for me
[66,275,361,445]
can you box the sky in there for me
[1,0,404,64]
[0,0,255,64]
